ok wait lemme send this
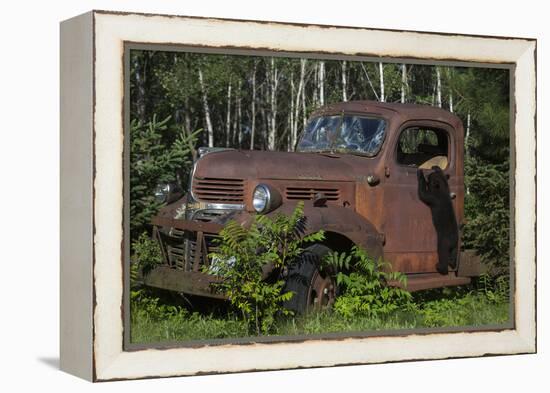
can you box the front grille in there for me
[160,228,220,271]
[285,187,340,201]
[186,234,220,269]
[164,228,186,269]
[192,177,245,203]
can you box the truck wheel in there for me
[283,244,336,314]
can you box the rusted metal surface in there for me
[308,271,336,310]
[388,272,471,292]
[146,100,474,297]
[152,216,223,233]
[457,250,486,277]
[144,267,226,299]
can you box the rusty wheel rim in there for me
[307,270,336,311]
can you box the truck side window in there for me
[396,127,449,169]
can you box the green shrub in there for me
[323,246,413,319]
[463,156,509,274]
[130,115,199,240]
[132,232,163,276]
[208,202,325,335]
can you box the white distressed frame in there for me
[60,10,536,381]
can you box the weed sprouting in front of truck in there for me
[323,247,414,319]
[207,202,325,335]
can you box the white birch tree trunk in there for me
[379,62,385,102]
[302,60,308,131]
[198,68,214,147]
[291,59,306,151]
[225,80,232,147]
[342,60,348,102]
[436,67,442,108]
[289,70,295,152]
[237,81,242,147]
[250,62,257,150]
[401,64,407,103]
[466,111,471,154]
[313,63,318,107]
[267,57,279,151]
[232,99,238,146]
[448,68,454,112]
[319,61,325,106]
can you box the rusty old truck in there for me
[144,100,482,312]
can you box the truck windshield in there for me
[297,114,386,157]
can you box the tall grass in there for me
[130,288,509,344]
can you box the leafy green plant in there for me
[131,288,187,321]
[208,202,325,335]
[477,273,509,304]
[323,246,413,319]
[132,232,163,276]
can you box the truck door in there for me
[382,122,461,274]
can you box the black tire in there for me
[283,244,336,315]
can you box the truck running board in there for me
[388,273,471,292]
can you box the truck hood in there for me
[193,149,371,182]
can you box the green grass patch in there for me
[130,288,510,344]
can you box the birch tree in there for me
[301,60,308,131]
[319,61,325,106]
[236,80,242,147]
[436,67,442,108]
[342,60,348,102]
[266,57,280,151]
[288,59,307,151]
[378,62,385,102]
[133,52,148,125]
[401,64,407,103]
[289,69,295,152]
[225,79,232,147]
[447,68,454,112]
[250,61,257,150]
[198,67,214,147]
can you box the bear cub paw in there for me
[436,263,449,275]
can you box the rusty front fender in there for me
[266,201,384,260]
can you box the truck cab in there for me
[145,100,480,306]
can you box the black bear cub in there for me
[417,166,459,275]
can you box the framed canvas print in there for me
[60,10,536,381]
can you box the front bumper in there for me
[151,216,224,234]
[143,266,226,299]
[146,213,240,299]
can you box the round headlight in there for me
[252,184,282,214]
[253,185,269,213]
[154,183,171,203]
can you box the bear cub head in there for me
[427,166,450,195]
